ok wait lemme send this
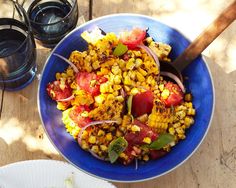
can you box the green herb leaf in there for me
[108,137,128,163]
[148,133,174,150]
[113,43,128,56]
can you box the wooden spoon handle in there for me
[173,0,236,71]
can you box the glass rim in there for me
[0,18,32,59]
[27,0,78,26]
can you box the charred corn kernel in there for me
[126,58,135,70]
[88,136,96,144]
[112,65,121,75]
[120,152,128,160]
[91,145,99,153]
[185,93,192,102]
[124,76,133,85]
[56,73,61,80]
[118,59,126,69]
[66,68,74,76]
[114,75,122,84]
[82,130,88,139]
[57,102,68,110]
[187,108,195,116]
[116,95,124,102]
[124,85,130,92]
[106,133,113,141]
[90,79,97,87]
[81,140,89,150]
[113,85,122,91]
[116,130,123,137]
[95,95,105,104]
[143,155,149,161]
[173,122,181,128]
[184,116,194,127]
[92,60,100,70]
[100,83,109,93]
[161,89,170,99]
[143,137,151,144]
[169,127,175,135]
[176,111,186,120]
[129,71,136,80]
[176,127,184,134]
[147,76,154,85]
[130,88,139,95]
[101,67,109,75]
[100,145,108,151]
[146,37,153,44]
[136,71,145,82]
[97,129,105,136]
[107,94,115,100]
[158,84,164,91]
[135,58,143,67]
[137,114,148,123]
[81,111,89,117]
[178,134,186,139]
[138,67,147,76]
[131,125,141,132]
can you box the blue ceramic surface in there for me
[38,14,214,182]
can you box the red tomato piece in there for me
[150,149,167,159]
[132,90,154,117]
[124,120,158,146]
[69,105,91,127]
[76,72,107,96]
[46,80,72,101]
[120,28,146,49]
[162,82,183,107]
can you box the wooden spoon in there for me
[163,0,236,80]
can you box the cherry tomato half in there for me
[132,90,154,117]
[162,82,183,107]
[120,28,146,49]
[46,80,72,101]
[76,72,107,96]
[69,105,91,127]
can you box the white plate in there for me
[0,160,116,188]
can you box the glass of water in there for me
[0,0,36,91]
[23,0,78,48]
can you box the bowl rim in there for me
[37,13,215,183]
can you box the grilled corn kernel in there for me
[100,145,108,151]
[137,114,148,123]
[95,95,105,104]
[187,108,196,116]
[116,95,124,102]
[143,137,151,144]
[126,58,135,70]
[97,129,105,136]
[91,145,99,153]
[100,67,109,75]
[161,89,170,99]
[106,133,113,141]
[56,73,61,80]
[113,85,122,91]
[185,93,192,102]
[136,71,145,82]
[131,125,141,132]
[184,116,194,127]
[88,136,96,144]
[107,94,115,100]
[81,140,89,150]
[143,155,149,161]
[169,127,175,135]
[158,84,164,91]
[81,111,89,117]
[92,60,100,70]
[185,102,193,108]
[130,88,139,95]
[138,67,147,76]
[66,68,74,76]
[120,152,128,160]
[135,58,143,67]
[112,65,121,75]
[114,75,122,84]
[176,127,184,134]
[116,130,123,137]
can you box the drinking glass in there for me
[23,0,79,48]
[0,0,36,91]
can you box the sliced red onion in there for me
[56,95,74,102]
[53,53,79,73]
[89,149,109,161]
[77,120,118,145]
[160,71,185,93]
[137,44,160,72]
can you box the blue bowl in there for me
[38,14,215,182]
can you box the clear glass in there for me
[23,0,78,48]
[0,0,36,91]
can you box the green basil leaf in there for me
[113,43,128,56]
[148,133,174,150]
[108,137,128,163]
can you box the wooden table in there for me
[1,0,236,187]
